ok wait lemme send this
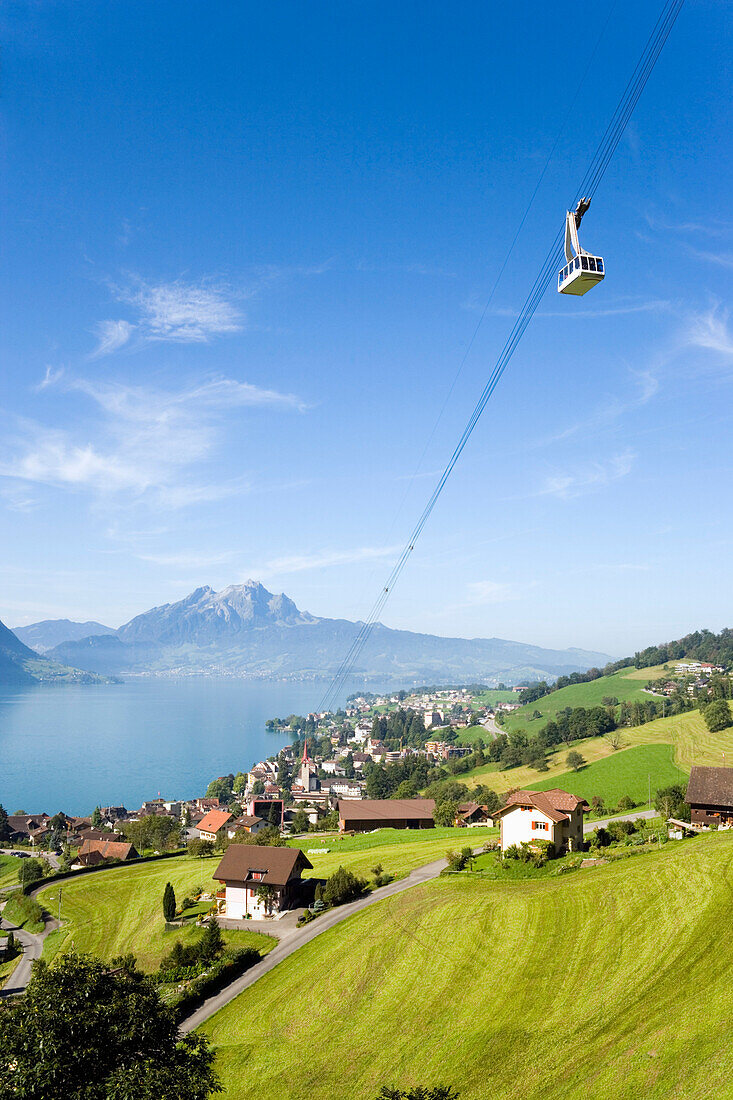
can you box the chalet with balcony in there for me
[213,844,313,920]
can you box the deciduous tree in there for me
[0,953,220,1099]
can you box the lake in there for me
[0,678,370,815]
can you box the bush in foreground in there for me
[322,866,367,907]
[0,952,220,1099]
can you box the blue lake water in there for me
[0,678,368,815]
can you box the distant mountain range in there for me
[10,581,612,685]
[13,618,115,654]
[0,618,108,685]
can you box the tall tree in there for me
[0,953,220,1099]
[162,882,176,923]
[199,918,224,962]
[0,803,9,843]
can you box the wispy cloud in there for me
[117,278,243,343]
[0,373,305,509]
[259,545,400,577]
[466,579,524,604]
[34,366,65,391]
[688,249,733,270]
[538,449,635,499]
[686,305,733,360]
[90,319,135,358]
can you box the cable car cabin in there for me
[558,198,604,295]
[558,253,605,295]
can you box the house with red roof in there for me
[492,789,588,854]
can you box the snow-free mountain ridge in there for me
[31,580,611,684]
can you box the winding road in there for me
[179,855,449,1032]
[1,809,659,1011]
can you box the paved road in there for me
[480,717,502,739]
[0,847,61,872]
[584,809,656,833]
[0,908,50,998]
[179,856,449,1032]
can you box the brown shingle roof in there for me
[494,789,587,824]
[338,798,435,823]
[213,844,312,887]
[197,809,233,834]
[686,766,733,808]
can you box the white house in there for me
[493,789,588,854]
[213,845,313,920]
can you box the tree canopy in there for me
[0,952,221,1100]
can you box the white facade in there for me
[222,880,282,920]
[499,802,584,853]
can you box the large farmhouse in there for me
[686,766,733,827]
[338,798,435,833]
[493,789,588,853]
[213,844,313,919]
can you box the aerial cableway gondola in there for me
[558,196,605,295]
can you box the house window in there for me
[250,870,265,881]
[532,821,548,831]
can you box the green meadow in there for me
[528,742,687,809]
[496,663,668,736]
[287,825,496,881]
[202,831,733,1100]
[35,854,274,972]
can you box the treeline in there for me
[490,694,694,773]
[517,627,733,708]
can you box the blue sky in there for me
[1,0,731,656]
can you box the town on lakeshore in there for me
[1,1,727,1096]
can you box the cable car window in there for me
[581,257,588,270]
[574,258,580,269]
[597,259,603,272]
[589,258,596,271]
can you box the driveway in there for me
[179,855,449,1032]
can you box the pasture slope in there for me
[463,708,733,800]
[33,828,496,970]
[202,831,733,1100]
[495,663,667,736]
[35,855,274,971]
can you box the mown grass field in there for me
[529,743,687,808]
[202,831,733,1100]
[463,708,733,803]
[35,855,275,972]
[0,853,20,890]
[497,663,668,736]
[287,826,496,881]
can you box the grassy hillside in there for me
[288,826,496,881]
[497,664,668,736]
[0,853,21,890]
[463,708,733,802]
[202,832,733,1100]
[36,855,274,972]
[529,743,686,808]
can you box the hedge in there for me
[171,947,261,1022]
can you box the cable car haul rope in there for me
[318,0,685,715]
